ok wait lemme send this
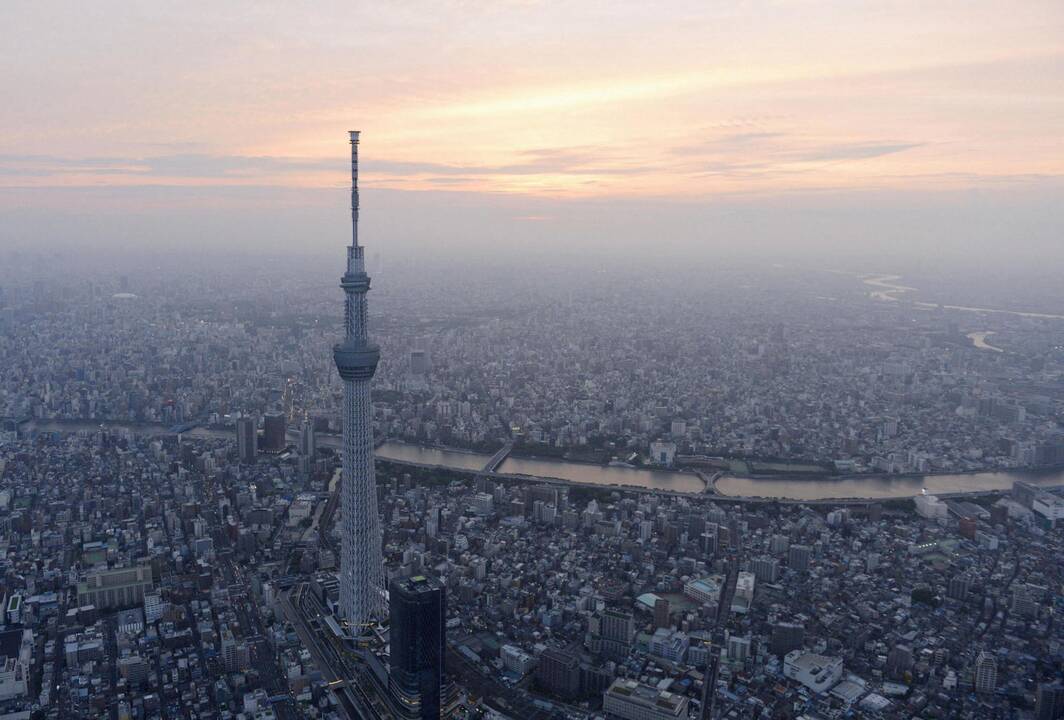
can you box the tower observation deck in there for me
[334,131,386,627]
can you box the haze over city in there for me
[1,3,1064,720]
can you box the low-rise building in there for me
[648,628,689,664]
[783,650,843,694]
[0,629,32,700]
[500,644,535,676]
[603,678,689,720]
[684,576,722,605]
[76,564,154,610]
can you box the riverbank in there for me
[19,419,1064,502]
[858,271,1064,321]
[724,462,1064,483]
[713,466,1064,500]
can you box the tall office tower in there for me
[410,349,430,375]
[788,544,812,571]
[751,557,780,584]
[947,574,972,601]
[536,648,580,700]
[262,412,286,452]
[334,131,386,627]
[236,416,257,464]
[770,622,805,657]
[974,651,997,694]
[600,608,635,660]
[886,644,914,680]
[300,419,316,458]
[654,598,671,629]
[704,523,719,556]
[726,634,751,663]
[1011,583,1039,618]
[1035,683,1064,720]
[389,575,446,719]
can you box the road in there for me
[222,556,300,720]
[700,559,739,720]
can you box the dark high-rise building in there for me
[579,661,613,696]
[1013,480,1039,508]
[300,420,316,458]
[1035,683,1064,720]
[389,575,445,719]
[262,412,286,452]
[769,534,790,555]
[410,350,430,375]
[788,544,811,571]
[535,647,579,699]
[886,644,914,680]
[974,651,997,694]
[600,608,634,661]
[990,504,1009,526]
[770,622,804,657]
[236,416,257,464]
[654,597,671,629]
[948,574,972,601]
[704,523,719,555]
[751,557,780,584]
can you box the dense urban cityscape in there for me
[1,130,1063,720]
[3,256,1064,479]
[0,404,1063,719]
[3,1,1064,716]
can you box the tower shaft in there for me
[334,131,385,627]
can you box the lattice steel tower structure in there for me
[334,130,386,626]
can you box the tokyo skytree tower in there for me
[333,131,386,627]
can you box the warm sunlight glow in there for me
[2,1,1062,201]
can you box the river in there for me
[23,419,1064,500]
[374,442,492,472]
[497,455,705,494]
[861,273,1064,320]
[862,274,916,302]
[966,331,1003,353]
[715,468,1064,500]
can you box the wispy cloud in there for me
[0,146,654,184]
[0,153,338,179]
[792,142,924,162]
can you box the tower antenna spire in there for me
[350,129,360,250]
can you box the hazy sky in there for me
[2,1,1062,264]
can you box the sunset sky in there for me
[3,1,1063,260]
